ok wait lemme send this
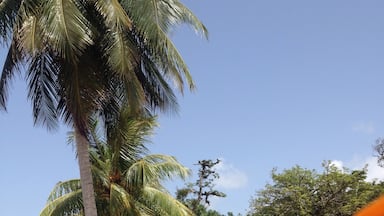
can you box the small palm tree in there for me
[40,108,193,216]
[0,1,207,215]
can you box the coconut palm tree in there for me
[0,1,207,215]
[40,108,192,216]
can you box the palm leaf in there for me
[0,0,43,111]
[122,0,207,92]
[136,52,179,112]
[0,0,21,40]
[0,42,20,110]
[40,190,83,216]
[94,0,132,30]
[124,157,159,188]
[144,154,191,181]
[41,179,83,216]
[27,51,59,130]
[171,1,208,37]
[46,179,81,201]
[114,108,155,162]
[123,0,207,37]
[17,14,41,56]
[124,154,190,188]
[90,145,112,189]
[40,0,93,62]
[95,0,146,111]
[110,183,141,215]
[141,186,193,216]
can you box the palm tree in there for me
[0,1,207,215]
[40,108,193,216]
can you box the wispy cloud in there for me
[330,160,344,170]
[332,157,384,182]
[355,157,384,182]
[352,121,375,134]
[214,159,248,189]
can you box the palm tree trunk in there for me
[75,125,98,216]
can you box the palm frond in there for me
[94,0,132,30]
[123,0,207,37]
[141,186,194,216]
[40,180,83,216]
[136,53,179,112]
[27,52,59,130]
[124,154,190,188]
[17,14,41,56]
[90,146,112,188]
[0,0,43,111]
[122,0,206,93]
[87,116,106,147]
[40,0,93,62]
[144,154,191,181]
[124,156,159,188]
[95,0,146,111]
[46,179,81,201]
[0,0,21,41]
[40,190,83,216]
[114,108,156,163]
[110,183,141,215]
[0,42,20,110]
[171,1,208,37]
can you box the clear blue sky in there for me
[2,0,384,215]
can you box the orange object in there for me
[354,195,384,216]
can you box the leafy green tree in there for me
[40,108,192,215]
[176,159,226,215]
[0,1,207,215]
[248,161,384,216]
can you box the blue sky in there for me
[2,0,384,215]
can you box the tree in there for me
[40,108,193,215]
[248,161,384,216]
[374,138,384,167]
[0,1,207,215]
[176,159,226,215]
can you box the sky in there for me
[2,0,384,215]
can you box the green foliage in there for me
[249,161,384,216]
[0,0,208,123]
[40,109,193,216]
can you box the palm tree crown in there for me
[0,1,206,215]
[0,0,208,128]
[40,109,193,216]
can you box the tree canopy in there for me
[248,161,384,216]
